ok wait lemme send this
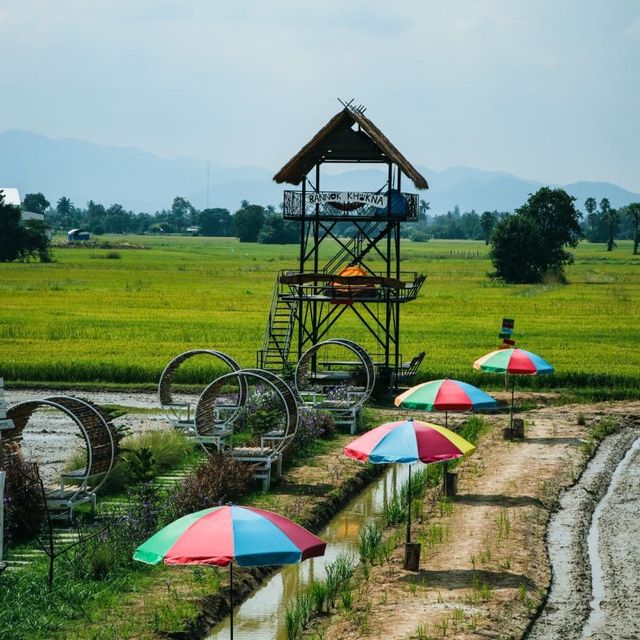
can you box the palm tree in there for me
[599,198,618,252]
[625,202,640,255]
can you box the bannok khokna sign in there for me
[307,191,387,207]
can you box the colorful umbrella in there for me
[473,348,554,429]
[344,419,475,548]
[134,505,326,639]
[394,379,495,489]
[394,378,497,425]
[473,348,553,375]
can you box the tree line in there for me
[409,199,639,253]
[22,193,299,244]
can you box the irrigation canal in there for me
[206,463,411,639]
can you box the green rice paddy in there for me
[0,236,638,390]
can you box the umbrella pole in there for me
[510,378,515,431]
[406,464,412,545]
[229,562,234,640]
[443,412,448,493]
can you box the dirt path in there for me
[315,403,640,640]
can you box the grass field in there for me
[0,235,638,390]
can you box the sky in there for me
[1,0,639,191]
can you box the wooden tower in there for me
[257,103,428,384]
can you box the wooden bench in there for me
[230,446,282,491]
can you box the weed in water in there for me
[358,521,383,565]
[308,580,327,615]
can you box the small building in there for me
[67,229,90,242]
[0,188,52,240]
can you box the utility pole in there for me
[206,160,210,209]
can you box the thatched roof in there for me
[273,107,428,190]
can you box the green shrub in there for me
[167,454,253,519]
[94,429,195,494]
[1,458,46,543]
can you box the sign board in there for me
[307,192,387,207]
[499,318,515,347]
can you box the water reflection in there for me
[207,464,411,639]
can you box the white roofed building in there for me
[0,188,52,238]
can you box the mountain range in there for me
[1,129,638,214]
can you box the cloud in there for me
[626,16,640,39]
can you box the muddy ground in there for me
[528,414,640,640]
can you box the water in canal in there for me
[207,464,411,639]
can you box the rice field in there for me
[0,235,638,389]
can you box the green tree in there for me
[625,202,640,255]
[480,211,497,245]
[234,203,265,242]
[104,203,130,234]
[599,198,618,251]
[198,208,232,236]
[86,200,106,233]
[418,199,430,222]
[0,192,51,262]
[584,197,597,218]
[23,193,50,215]
[257,214,298,244]
[56,196,79,229]
[169,197,195,232]
[489,187,582,283]
[489,215,544,283]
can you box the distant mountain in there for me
[1,129,638,213]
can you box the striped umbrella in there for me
[473,348,554,429]
[134,505,326,639]
[394,379,496,489]
[345,419,475,546]
[473,348,553,375]
[394,378,497,427]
